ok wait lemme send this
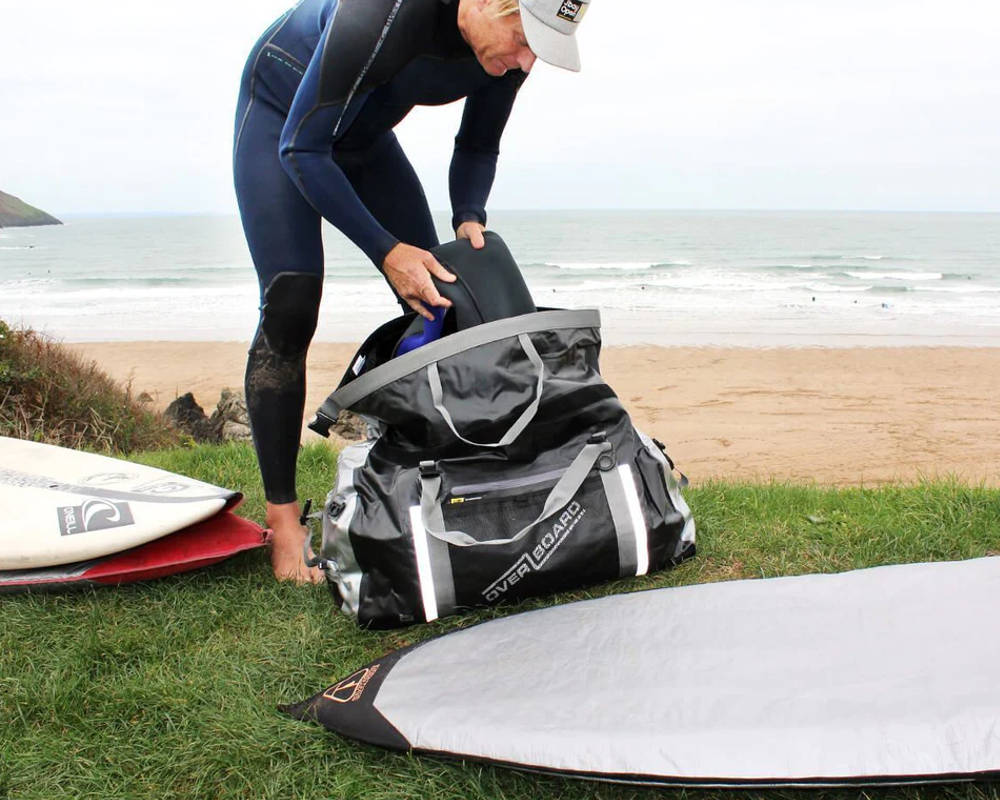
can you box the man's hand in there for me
[383,243,455,320]
[456,221,486,249]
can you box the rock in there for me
[216,388,248,423]
[210,388,253,442]
[164,392,206,428]
[164,392,218,442]
[222,420,253,441]
[164,387,317,444]
[331,410,366,441]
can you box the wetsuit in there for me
[233,0,526,504]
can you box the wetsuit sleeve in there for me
[449,70,526,232]
[278,12,401,268]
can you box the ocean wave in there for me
[803,254,918,263]
[845,271,943,281]
[544,261,660,271]
[865,285,912,294]
[0,283,259,305]
[941,272,980,281]
[60,276,196,287]
[0,278,54,290]
[769,263,829,272]
[807,283,873,293]
[913,284,1000,295]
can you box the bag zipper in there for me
[449,468,566,496]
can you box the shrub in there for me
[0,320,178,453]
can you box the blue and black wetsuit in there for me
[233,0,526,504]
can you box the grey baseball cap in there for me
[519,0,590,72]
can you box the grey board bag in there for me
[308,233,695,628]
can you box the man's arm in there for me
[449,70,527,234]
[277,2,405,267]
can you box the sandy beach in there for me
[66,342,1000,488]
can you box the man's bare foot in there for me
[267,502,324,584]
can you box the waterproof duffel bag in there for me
[308,307,695,628]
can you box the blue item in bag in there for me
[394,306,447,356]
[391,232,536,357]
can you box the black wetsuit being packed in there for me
[233,0,526,504]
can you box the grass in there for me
[0,320,177,453]
[2,441,1000,799]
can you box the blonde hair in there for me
[489,0,520,18]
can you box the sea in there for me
[1,210,998,347]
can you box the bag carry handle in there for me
[427,333,544,448]
[418,438,612,548]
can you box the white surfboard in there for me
[0,437,240,569]
[289,557,1000,787]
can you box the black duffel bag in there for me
[308,234,694,628]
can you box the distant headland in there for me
[0,190,62,227]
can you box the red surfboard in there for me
[0,511,269,592]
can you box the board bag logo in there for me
[482,501,586,602]
[557,0,584,22]
[323,665,380,703]
[58,498,135,536]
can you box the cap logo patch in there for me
[556,0,584,23]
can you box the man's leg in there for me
[235,85,324,583]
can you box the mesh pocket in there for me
[441,483,557,543]
[441,473,621,607]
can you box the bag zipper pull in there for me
[299,498,313,525]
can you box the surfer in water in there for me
[234,0,592,581]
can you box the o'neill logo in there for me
[323,664,380,703]
[482,501,586,602]
[58,499,135,536]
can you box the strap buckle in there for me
[587,432,616,471]
[419,460,440,478]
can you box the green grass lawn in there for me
[2,441,999,800]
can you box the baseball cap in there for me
[518,0,590,72]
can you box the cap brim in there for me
[520,5,581,72]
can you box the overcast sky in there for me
[2,0,998,215]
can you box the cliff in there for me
[0,190,62,227]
